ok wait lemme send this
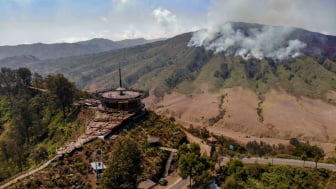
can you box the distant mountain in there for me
[0,55,40,69]
[0,38,161,60]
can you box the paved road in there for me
[164,152,175,176]
[28,86,47,92]
[167,177,190,189]
[182,129,211,156]
[159,147,178,153]
[220,156,336,171]
[164,156,336,189]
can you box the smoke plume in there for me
[188,23,306,60]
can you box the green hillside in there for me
[0,68,84,181]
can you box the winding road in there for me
[167,177,190,189]
[164,156,336,189]
[220,156,336,171]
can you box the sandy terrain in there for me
[144,86,336,155]
[144,86,219,126]
[216,87,264,134]
[263,89,336,142]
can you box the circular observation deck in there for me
[95,88,147,114]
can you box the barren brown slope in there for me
[144,84,219,125]
[262,89,336,142]
[144,86,336,154]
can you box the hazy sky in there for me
[1,0,335,45]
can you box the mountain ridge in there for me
[0,37,162,60]
[0,55,40,69]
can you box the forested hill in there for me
[0,67,83,181]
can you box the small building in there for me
[208,178,221,189]
[109,134,118,140]
[147,135,160,146]
[207,136,217,144]
[138,179,156,189]
[90,162,106,182]
[82,99,98,107]
[98,132,115,140]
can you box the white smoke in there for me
[188,23,306,60]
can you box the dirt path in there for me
[165,152,175,176]
[0,156,59,189]
[182,129,211,156]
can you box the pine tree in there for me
[100,137,142,189]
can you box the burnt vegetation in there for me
[241,58,262,79]
[214,62,230,80]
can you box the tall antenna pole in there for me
[119,63,122,88]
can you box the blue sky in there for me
[0,0,335,45]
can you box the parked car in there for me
[159,178,168,186]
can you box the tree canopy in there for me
[46,74,75,118]
[177,143,213,188]
[100,137,142,189]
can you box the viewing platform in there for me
[93,64,148,114]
